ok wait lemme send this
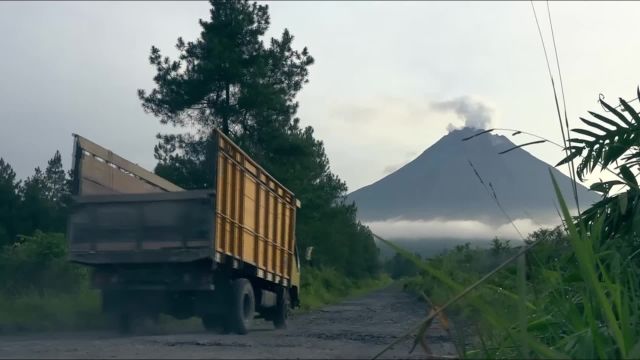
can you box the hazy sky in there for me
[1,1,638,192]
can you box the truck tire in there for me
[229,278,255,335]
[273,287,289,329]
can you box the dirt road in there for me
[0,285,456,359]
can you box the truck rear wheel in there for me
[229,278,255,335]
[273,287,289,329]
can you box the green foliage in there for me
[558,89,640,239]
[298,267,391,311]
[401,241,520,327]
[490,237,511,255]
[138,1,290,136]
[384,252,423,279]
[381,89,640,358]
[0,232,88,296]
[0,232,103,332]
[393,181,640,359]
[0,158,20,247]
[138,0,379,279]
[18,167,51,236]
[138,0,313,190]
[42,151,71,232]
[0,153,71,247]
[0,289,102,333]
[0,154,91,332]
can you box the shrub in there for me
[0,231,88,296]
[0,231,103,332]
[299,267,390,311]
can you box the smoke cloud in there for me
[432,96,494,131]
[365,217,560,241]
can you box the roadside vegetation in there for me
[299,268,391,311]
[0,154,101,333]
[380,91,640,359]
[0,232,103,333]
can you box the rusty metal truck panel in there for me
[68,190,215,264]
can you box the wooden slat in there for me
[74,134,183,194]
[212,129,297,280]
[80,180,115,195]
[254,168,261,267]
[280,200,287,276]
[288,205,296,280]
[80,155,163,195]
[215,154,224,254]
[238,155,246,259]
[272,194,278,274]
[230,156,238,256]
[263,186,271,272]
[214,130,295,199]
[221,154,229,254]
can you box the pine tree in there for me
[139,0,271,136]
[43,151,70,232]
[0,158,20,246]
[18,167,50,235]
[139,0,379,277]
[44,151,67,207]
[139,0,313,188]
[15,151,70,235]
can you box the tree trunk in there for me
[223,83,231,135]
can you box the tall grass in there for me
[0,288,104,333]
[298,267,391,311]
[0,231,105,333]
[375,172,640,359]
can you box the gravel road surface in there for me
[0,285,456,359]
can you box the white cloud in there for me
[365,217,561,241]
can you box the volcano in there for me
[347,127,599,227]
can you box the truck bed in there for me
[68,190,216,264]
[68,132,300,288]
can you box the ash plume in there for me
[432,96,494,131]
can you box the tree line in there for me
[0,152,70,248]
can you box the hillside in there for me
[348,127,599,227]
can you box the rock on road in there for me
[0,285,456,359]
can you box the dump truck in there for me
[67,129,302,334]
